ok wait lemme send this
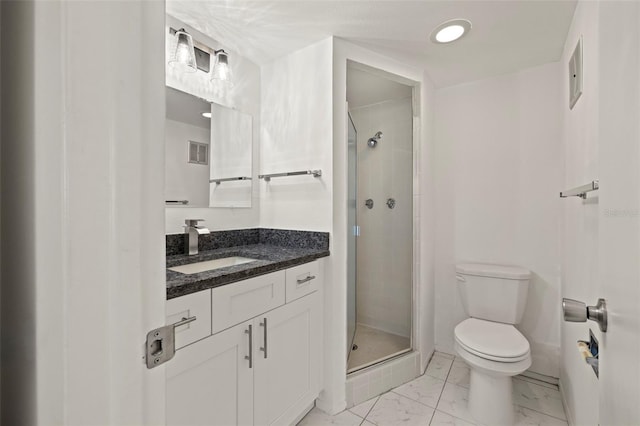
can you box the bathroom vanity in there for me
[164,229,329,426]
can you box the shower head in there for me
[367,131,383,148]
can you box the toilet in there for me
[454,263,532,426]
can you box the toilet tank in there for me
[456,263,531,324]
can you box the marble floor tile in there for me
[447,360,470,389]
[425,354,454,380]
[430,410,476,426]
[365,391,435,426]
[393,374,446,408]
[298,407,363,426]
[349,396,379,418]
[362,421,376,426]
[512,378,567,420]
[515,405,569,426]
[436,383,475,423]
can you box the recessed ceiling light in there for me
[430,19,472,44]
[201,112,212,118]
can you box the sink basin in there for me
[169,256,259,275]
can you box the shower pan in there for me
[346,73,414,374]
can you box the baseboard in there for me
[521,369,559,386]
[559,380,575,426]
[421,348,435,374]
[290,401,315,425]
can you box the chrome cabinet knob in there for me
[562,297,607,332]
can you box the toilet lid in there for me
[455,318,530,362]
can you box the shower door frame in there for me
[346,110,358,362]
[345,62,420,376]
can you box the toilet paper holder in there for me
[578,329,599,378]
[562,297,607,332]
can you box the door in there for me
[166,322,253,426]
[347,110,358,360]
[0,0,167,424]
[597,2,640,424]
[253,293,322,426]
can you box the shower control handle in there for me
[365,199,374,209]
[386,198,396,209]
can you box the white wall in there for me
[165,118,210,206]
[433,62,563,377]
[559,2,600,425]
[259,38,334,231]
[350,98,413,337]
[165,15,261,233]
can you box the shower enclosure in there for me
[346,65,414,373]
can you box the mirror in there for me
[165,86,253,208]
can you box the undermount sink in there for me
[169,256,259,275]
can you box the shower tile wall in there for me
[350,97,413,338]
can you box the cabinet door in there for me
[166,321,253,426]
[253,292,322,426]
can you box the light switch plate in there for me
[569,37,583,110]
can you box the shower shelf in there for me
[259,169,322,182]
[560,180,599,199]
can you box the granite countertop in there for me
[166,229,330,299]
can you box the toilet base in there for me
[468,368,514,426]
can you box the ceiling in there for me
[166,87,211,129]
[167,0,576,88]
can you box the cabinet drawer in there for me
[166,289,212,350]
[285,261,320,303]
[212,270,285,333]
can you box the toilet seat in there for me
[454,318,530,362]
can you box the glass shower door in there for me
[346,112,357,361]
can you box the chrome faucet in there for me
[184,219,210,255]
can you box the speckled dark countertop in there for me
[166,229,329,299]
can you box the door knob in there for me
[562,298,607,332]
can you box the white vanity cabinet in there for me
[165,260,323,426]
[253,291,321,426]
[166,320,253,426]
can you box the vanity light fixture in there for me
[430,19,472,44]
[168,28,197,73]
[201,112,212,118]
[211,49,233,83]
